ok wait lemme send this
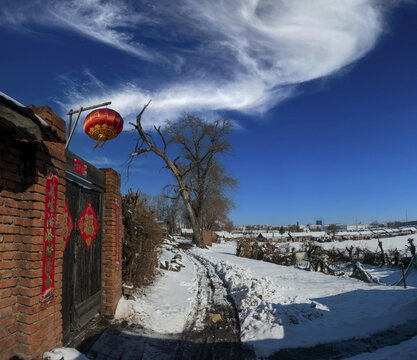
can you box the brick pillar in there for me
[100,168,122,317]
[10,105,66,359]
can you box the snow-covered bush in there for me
[122,190,162,288]
[237,237,416,281]
[236,238,295,265]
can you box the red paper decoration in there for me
[42,168,58,305]
[63,200,73,252]
[77,202,99,249]
[115,199,120,267]
[83,108,123,148]
[74,158,87,177]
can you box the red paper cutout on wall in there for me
[77,202,99,249]
[115,199,120,267]
[63,200,73,252]
[74,158,87,177]
[41,168,58,306]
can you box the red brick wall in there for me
[202,230,215,247]
[0,136,28,358]
[0,106,66,359]
[0,105,123,359]
[100,169,123,317]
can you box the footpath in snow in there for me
[114,243,198,334]
[84,238,244,359]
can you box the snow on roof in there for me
[181,228,193,234]
[34,114,48,126]
[0,91,25,107]
[359,230,373,235]
[0,91,49,127]
[372,229,388,234]
[400,227,417,231]
[289,231,328,238]
[215,231,242,238]
[258,232,289,238]
[336,230,374,236]
[337,231,360,236]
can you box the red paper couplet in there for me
[41,168,58,305]
[77,202,99,249]
[115,199,121,267]
[63,200,73,252]
[74,158,87,177]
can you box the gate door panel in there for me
[62,151,104,340]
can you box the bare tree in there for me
[129,102,235,247]
[327,224,338,239]
[188,162,236,231]
[378,240,386,266]
[346,245,354,262]
[407,238,416,256]
[151,193,181,235]
[166,115,236,231]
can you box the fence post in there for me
[401,264,407,288]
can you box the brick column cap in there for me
[28,105,66,142]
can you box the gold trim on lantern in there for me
[88,124,118,141]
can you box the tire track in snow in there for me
[190,247,417,360]
[175,250,248,359]
[86,246,253,359]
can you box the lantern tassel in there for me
[93,134,107,149]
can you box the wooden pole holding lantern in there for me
[65,101,114,150]
[67,111,73,140]
[67,101,111,116]
[65,106,83,150]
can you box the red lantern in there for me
[83,108,123,148]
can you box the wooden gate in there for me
[62,151,104,341]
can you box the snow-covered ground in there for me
[115,246,198,334]
[47,237,417,359]
[111,238,417,358]
[319,233,417,252]
[43,348,88,360]
[192,241,417,358]
[363,264,402,285]
[345,334,417,360]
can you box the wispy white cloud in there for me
[82,154,152,175]
[0,0,160,61]
[48,0,163,62]
[1,0,393,126]
[83,155,118,167]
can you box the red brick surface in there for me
[0,105,123,359]
[202,229,216,247]
[100,168,123,317]
[0,106,65,359]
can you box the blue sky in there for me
[1,0,417,225]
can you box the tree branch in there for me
[154,125,167,154]
[130,148,152,156]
